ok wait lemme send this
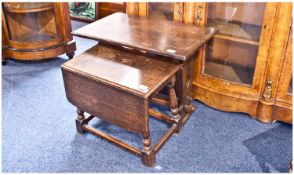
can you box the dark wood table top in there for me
[61,43,180,98]
[72,12,216,61]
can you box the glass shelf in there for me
[207,19,262,45]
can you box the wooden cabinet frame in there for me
[258,21,292,123]
[193,3,278,114]
[126,2,185,22]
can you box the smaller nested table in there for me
[61,43,182,166]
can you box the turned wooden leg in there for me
[66,52,75,59]
[168,76,180,120]
[141,132,155,167]
[76,108,85,133]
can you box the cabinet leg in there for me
[66,52,75,59]
[141,133,155,167]
[76,108,85,134]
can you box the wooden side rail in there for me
[154,124,177,153]
[82,123,142,156]
[79,114,179,159]
[148,108,174,124]
[151,96,169,106]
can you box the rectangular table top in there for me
[72,12,216,61]
[61,43,180,98]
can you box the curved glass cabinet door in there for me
[3,2,58,43]
[203,2,266,85]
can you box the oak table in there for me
[72,12,216,132]
[62,43,181,166]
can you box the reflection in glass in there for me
[204,3,266,85]
[3,2,58,42]
[148,2,174,21]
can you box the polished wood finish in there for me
[96,2,126,19]
[2,2,76,61]
[3,3,53,13]
[73,12,216,132]
[125,3,292,124]
[148,109,174,124]
[133,2,292,124]
[151,94,170,107]
[62,43,180,98]
[257,17,292,123]
[2,18,8,64]
[62,44,178,133]
[191,2,292,124]
[126,2,185,22]
[125,3,202,132]
[183,3,196,24]
[62,43,195,166]
[126,2,148,17]
[72,13,216,61]
[173,3,184,22]
[168,76,180,119]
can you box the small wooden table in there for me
[62,43,181,166]
[73,12,216,131]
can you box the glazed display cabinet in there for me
[192,2,292,124]
[126,2,292,124]
[2,2,76,63]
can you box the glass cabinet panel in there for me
[204,2,266,85]
[3,2,58,43]
[148,2,174,21]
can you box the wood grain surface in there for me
[61,43,180,98]
[72,12,216,61]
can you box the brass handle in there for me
[262,79,273,101]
